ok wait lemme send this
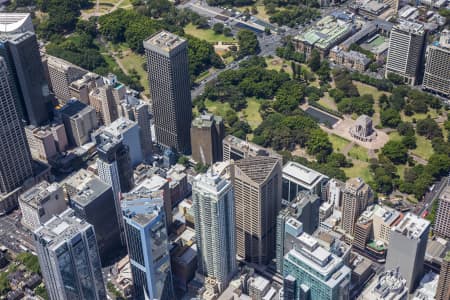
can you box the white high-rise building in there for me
[385,213,430,292]
[422,30,450,98]
[33,209,106,300]
[192,169,237,292]
[385,20,426,86]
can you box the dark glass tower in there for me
[144,31,192,154]
[0,32,52,126]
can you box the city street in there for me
[0,211,35,254]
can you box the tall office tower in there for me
[434,186,450,239]
[422,30,450,98]
[341,178,373,236]
[0,31,52,125]
[283,232,351,300]
[192,170,237,292]
[89,75,124,126]
[101,117,143,167]
[118,94,153,160]
[65,169,122,265]
[33,209,106,300]
[385,20,426,86]
[97,135,134,242]
[190,113,225,165]
[0,57,33,202]
[58,100,98,146]
[223,135,282,161]
[385,213,430,292]
[436,251,450,300]
[45,55,87,102]
[276,192,320,273]
[144,31,192,154]
[121,191,174,300]
[19,181,66,231]
[232,156,282,265]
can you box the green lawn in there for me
[411,135,433,160]
[184,23,236,43]
[400,109,439,123]
[353,81,389,100]
[317,93,338,111]
[329,134,350,152]
[265,57,293,76]
[396,164,407,180]
[238,98,263,129]
[236,4,271,22]
[116,51,148,95]
[348,145,369,162]
[204,99,232,116]
[388,131,402,142]
[343,160,373,183]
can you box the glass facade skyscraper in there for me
[33,209,106,300]
[121,190,174,300]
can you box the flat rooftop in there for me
[192,113,222,129]
[34,209,91,250]
[394,19,425,35]
[282,161,328,189]
[103,117,137,137]
[121,190,164,226]
[143,31,186,52]
[20,181,60,208]
[295,15,354,50]
[393,213,429,240]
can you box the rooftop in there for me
[103,117,138,137]
[143,31,186,52]
[439,186,450,202]
[361,268,407,300]
[121,190,164,226]
[235,156,280,184]
[295,15,354,50]
[393,19,425,35]
[34,209,91,249]
[283,161,329,189]
[392,213,429,240]
[20,181,60,208]
[224,135,281,159]
[192,112,223,129]
[0,13,33,34]
[193,169,231,197]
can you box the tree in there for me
[177,155,190,167]
[381,141,408,164]
[401,135,417,149]
[308,49,321,72]
[223,27,232,36]
[387,72,405,84]
[306,129,332,162]
[416,117,443,139]
[397,122,414,136]
[213,22,224,34]
[237,30,260,58]
[273,81,304,113]
[380,108,401,128]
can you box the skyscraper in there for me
[190,113,225,165]
[121,190,174,300]
[341,178,373,236]
[118,94,153,161]
[276,192,320,273]
[0,56,33,206]
[434,186,450,239]
[0,31,52,125]
[422,30,450,98]
[45,55,87,102]
[232,156,282,265]
[283,232,351,300]
[33,209,106,300]
[144,31,192,154]
[65,169,122,265]
[385,20,426,86]
[192,170,237,291]
[385,213,430,292]
[436,251,450,300]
